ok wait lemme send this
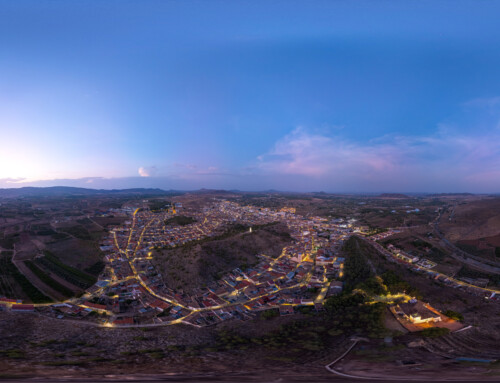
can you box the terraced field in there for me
[425,328,500,359]
[36,251,96,289]
[0,253,51,303]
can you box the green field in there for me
[24,260,74,298]
[0,254,51,303]
[37,251,96,289]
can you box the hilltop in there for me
[153,222,292,294]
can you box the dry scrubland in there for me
[441,197,500,242]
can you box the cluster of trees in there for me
[164,215,196,226]
[149,200,171,212]
[357,277,386,296]
[38,251,96,288]
[260,308,279,320]
[381,270,421,298]
[443,310,464,322]
[0,255,51,303]
[24,260,74,298]
[324,293,387,338]
[342,236,373,292]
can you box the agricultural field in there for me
[0,192,144,300]
[0,252,51,303]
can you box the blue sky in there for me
[1,0,500,192]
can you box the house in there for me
[394,301,441,324]
[113,317,134,325]
[83,302,107,312]
[279,305,294,316]
[11,304,35,312]
[0,298,19,304]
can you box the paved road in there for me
[432,207,500,275]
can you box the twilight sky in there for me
[1,0,500,192]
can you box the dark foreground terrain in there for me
[1,308,500,382]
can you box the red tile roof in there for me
[113,317,134,325]
[84,302,107,310]
[11,304,34,311]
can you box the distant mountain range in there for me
[0,186,482,199]
[378,193,411,199]
[0,186,181,198]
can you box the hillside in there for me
[440,197,500,242]
[153,223,292,293]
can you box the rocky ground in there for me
[2,310,500,382]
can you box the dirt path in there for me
[12,247,65,301]
[87,215,105,230]
[434,214,500,275]
[36,261,82,294]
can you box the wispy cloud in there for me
[256,127,400,177]
[254,124,500,192]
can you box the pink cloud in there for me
[138,166,158,177]
[257,127,402,178]
[254,126,500,191]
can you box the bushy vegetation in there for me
[324,293,387,338]
[38,251,96,288]
[24,260,74,298]
[420,327,450,338]
[149,200,171,212]
[342,236,373,291]
[443,310,464,322]
[214,293,387,360]
[357,277,386,296]
[0,349,25,359]
[381,270,421,298]
[164,215,197,226]
[261,308,279,320]
[0,254,51,303]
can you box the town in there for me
[2,197,499,332]
[2,200,350,326]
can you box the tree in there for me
[342,237,372,291]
